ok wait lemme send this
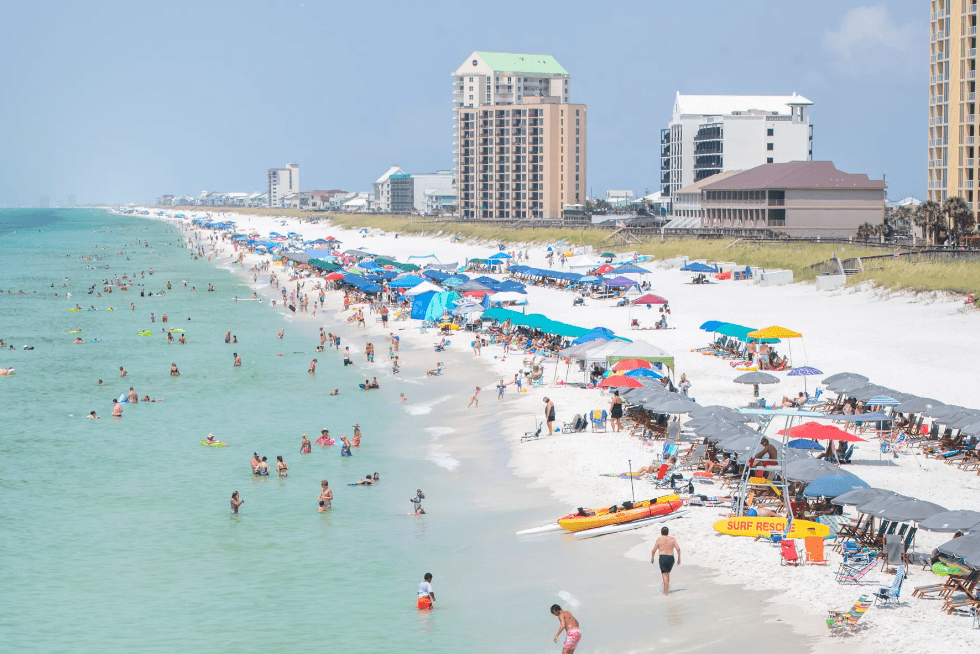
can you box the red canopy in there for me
[596,264,615,274]
[325,272,344,280]
[598,376,643,388]
[777,422,866,442]
[612,358,652,371]
[633,294,668,305]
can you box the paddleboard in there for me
[713,517,830,539]
[516,523,564,536]
[574,510,687,540]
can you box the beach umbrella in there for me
[878,499,948,523]
[716,436,760,456]
[646,397,700,414]
[734,371,780,385]
[699,320,725,332]
[624,368,663,380]
[680,262,716,272]
[596,264,615,274]
[612,358,651,372]
[937,533,980,558]
[894,396,944,414]
[788,438,826,451]
[857,494,915,517]
[787,366,823,393]
[804,474,870,498]
[919,510,980,532]
[598,376,643,389]
[832,487,897,507]
[487,252,512,260]
[325,272,344,280]
[747,326,802,339]
[784,459,856,483]
[866,395,901,407]
[633,294,668,305]
[778,422,866,443]
[688,405,752,422]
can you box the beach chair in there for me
[880,534,904,571]
[835,559,878,585]
[521,422,543,443]
[827,595,872,636]
[561,414,587,434]
[804,536,829,565]
[780,540,802,566]
[874,565,906,607]
[590,409,608,432]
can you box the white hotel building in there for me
[660,94,813,204]
[268,163,299,207]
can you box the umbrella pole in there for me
[628,459,636,504]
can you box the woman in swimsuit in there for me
[317,480,333,512]
[609,390,624,432]
[170,363,180,377]
[276,455,288,478]
[230,491,243,514]
[340,436,352,457]
[300,434,312,454]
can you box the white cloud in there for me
[823,5,919,73]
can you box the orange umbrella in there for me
[612,359,652,371]
[599,376,643,388]
[777,422,866,442]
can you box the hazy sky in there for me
[0,1,923,206]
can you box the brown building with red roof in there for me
[699,161,886,237]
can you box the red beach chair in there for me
[780,539,802,566]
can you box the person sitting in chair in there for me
[703,453,731,475]
[780,392,805,408]
[426,362,444,377]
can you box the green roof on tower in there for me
[475,52,568,75]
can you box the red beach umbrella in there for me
[612,358,652,371]
[599,376,643,389]
[325,272,344,280]
[778,422,866,442]
[596,264,615,274]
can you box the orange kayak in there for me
[558,496,682,532]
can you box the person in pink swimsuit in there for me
[551,604,581,653]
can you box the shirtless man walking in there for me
[651,526,681,595]
[550,604,581,653]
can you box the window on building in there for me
[767,128,774,136]
[766,143,774,151]
[767,157,773,164]
[469,95,474,100]
[469,77,473,82]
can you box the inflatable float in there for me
[137,331,152,336]
[0,368,15,376]
[316,437,335,446]
[200,440,225,447]
[557,496,682,532]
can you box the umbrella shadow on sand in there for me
[847,459,901,467]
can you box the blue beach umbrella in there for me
[625,368,663,380]
[680,262,717,273]
[787,365,824,393]
[804,474,870,498]
[788,438,826,451]
[867,395,901,406]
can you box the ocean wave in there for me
[427,449,460,471]
[404,394,453,415]
[425,426,455,440]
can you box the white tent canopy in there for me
[404,281,442,296]
[566,255,601,272]
[581,340,674,370]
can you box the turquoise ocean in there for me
[0,209,814,653]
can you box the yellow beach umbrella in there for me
[747,326,802,339]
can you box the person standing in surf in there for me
[229,491,243,514]
[550,605,581,653]
[417,573,435,609]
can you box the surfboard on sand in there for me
[713,517,829,539]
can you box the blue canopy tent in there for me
[610,264,651,274]
[487,252,512,260]
[423,269,450,282]
[496,280,527,294]
[342,274,381,294]
[680,262,717,273]
[441,275,470,288]
[410,291,460,322]
[603,276,640,288]
[390,274,426,289]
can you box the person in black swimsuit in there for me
[544,397,556,435]
[610,390,624,432]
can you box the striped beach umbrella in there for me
[787,365,823,393]
[867,396,901,406]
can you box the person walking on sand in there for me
[544,397,556,434]
[468,386,481,409]
[610,390,624,432]
[496,379,507,400]
[651,526,681,596]
[551,604,581,653]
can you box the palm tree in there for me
[913,200,942,244]
[942,195,976,245]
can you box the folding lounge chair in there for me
[561,414,587,433]
[880,534,904,571]
[521,422,544,443]
[804,536,829,565]
[780,540,802,566]
[835,559,878,585]
[590,409,607,432]
[873,565,906,606]
[827,595,872,636]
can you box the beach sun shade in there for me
[787,366,823,378]
[596,264,615,274]
[733,371,780,385]
[624,368,663,380]
[598,376,643,389]
[603,276,639,288]
[325,272,344,280]
[937,534,980,559]
[612,358,652,371]
[919,510,980,532]
[633,294,668,305]
[831,487,897,507]
[784,459,856,484]
[866,396,901,406]
[487,252,512,259]
[680,262,716,272]
[822,372,869,385]
[747,326,802,339]
[804,475,870,498]
[778,422,867,442]
[894,397,944,413]
[610,264,651,274]
[699,320,724,332]
[787,438,826,451]
[877,499,948,523]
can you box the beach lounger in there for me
[835,559,878,585]
[590,409,607,432]
[521,422,544,443]
[561,414,587,433]
[804,536,829,565]
[880,534,904,571]
[873,565,906,607]
[827,595,872,636]
[780,540,802,566]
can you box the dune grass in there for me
[165,206,980,296]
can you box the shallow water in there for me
[0,209,817,653]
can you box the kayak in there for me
[557,496,682,532]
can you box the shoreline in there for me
[153,207,980,654]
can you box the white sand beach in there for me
[155,208,980,654]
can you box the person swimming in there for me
[352,475,373,486]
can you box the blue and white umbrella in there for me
[788,438,825,451]
[624,368,663,380]
[787,366,823,393]
[867,395,901,406]
[804,474,870,498]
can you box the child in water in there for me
[410,489,426,515]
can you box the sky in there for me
[0,0,925,206]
